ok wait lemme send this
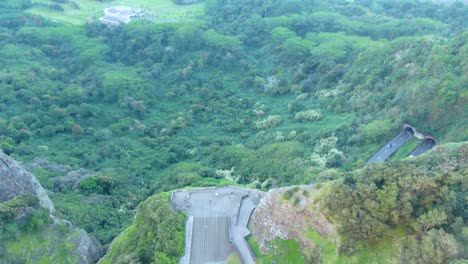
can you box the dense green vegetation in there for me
[249,237,305,264]
[0,0,466,262]
[0,194,82,263]
[321,143,467,262]
[24,0,204,25]
[248,142,466,264]
[98,192,185,264]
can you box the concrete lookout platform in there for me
[172,186,264,264]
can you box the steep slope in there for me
[98,143,466,264]
[251,185,338,253]
[98,192,185,264]
[0,1,466,246]
[0,151,102,263]
[249,142,467,263]
[0,151,56,218]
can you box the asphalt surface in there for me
[367,131,413,164]
[172,186,264,264]
[191,216,231,264]
[233,236,255,264]
[408,139,435,157]
[181,217,194,264]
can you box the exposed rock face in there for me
[74,229,103,264]
[251,185,338,253]
[25,157,73,174]
[0,151,102,264]
[52,168,95,191]
[0,152,56,216]
[25,157,95,191]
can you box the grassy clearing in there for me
[305,226,405,264]
[247,236,263,258]
[388,137,422,161]
[248,236,304,264]
[27,0,204,25]
[247,225,406,264]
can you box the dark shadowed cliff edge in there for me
[0,151,102,264]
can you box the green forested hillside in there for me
[97,142,467,264]
[321,142,467,262]
[0,193,101,263]
[98,192,185,264]
[0,0,466,261]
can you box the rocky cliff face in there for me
[250,185,338,253]
[0,152,56,217]
[0,151,102,264]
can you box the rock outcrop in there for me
[251,185,338,253]
[0,152,56,217]
[73,229,103,264]
[0,151,102,264]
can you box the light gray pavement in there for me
[236,197,255,228]
[367,130,413,164]
[180,216,194,264]
[190,216,231,264]
[172,186,264,264]
[233,237,255,264]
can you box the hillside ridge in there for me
[0,151,102,264]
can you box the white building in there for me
[99,6,142,26]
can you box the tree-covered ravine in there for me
[0,0,466,263]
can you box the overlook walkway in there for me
[172,186,264,264]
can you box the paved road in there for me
[191,216,231,264]
[367,131,412,164]
[408,139,435,157]
[172,186,264,264]
[233,237,255,264]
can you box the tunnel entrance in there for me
[425,137,436,145]
[367,124,438,164]
[405,127,415,136]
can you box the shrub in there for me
[325,148,345,167]
[283,190,292,200]
[72,124,83,136]
[294,109,322,122]
[0,194,39,221]
[254,115,282,129]
[293,197,301,206]
[79,176,115,194]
